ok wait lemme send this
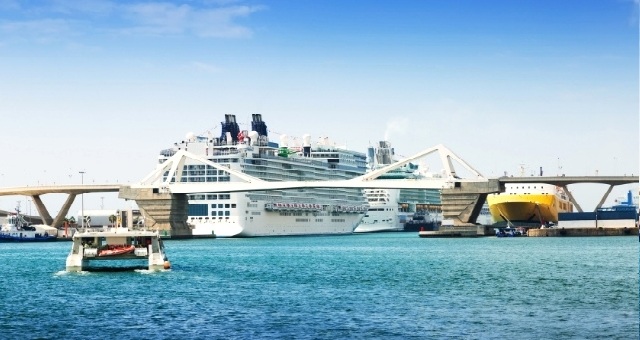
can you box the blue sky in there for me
[0,0,638,216]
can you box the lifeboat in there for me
[98,244,136,257]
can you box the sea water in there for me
[0,234,637,339]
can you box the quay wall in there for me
[528,227,638,237]
[558,219,637,229]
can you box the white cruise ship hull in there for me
[353,221,402,233]
[191,212,364,237]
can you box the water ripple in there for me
[0,235,637,339]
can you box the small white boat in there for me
[66,228,170,272]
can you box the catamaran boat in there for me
[66,228,170,272]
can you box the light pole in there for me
[79,171,85,228]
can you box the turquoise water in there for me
[1,234,637,339]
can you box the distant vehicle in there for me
[495,227,527,237]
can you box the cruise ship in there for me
[354,141,442,233]
[156,114,369,237]
[486,182,573,225]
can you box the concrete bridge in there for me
[118,147,637,235]
[0,144,636,237]
[0,185,121,229]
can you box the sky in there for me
[0,0,638,217]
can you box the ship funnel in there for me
[302,134,311,157]
[220,114,240,143]
[376,140,393,165]
[367,146,375,167]
[251,114,268,137]
[280,134,288,147]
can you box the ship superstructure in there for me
[157,114,369,237]
[355,141,442,233]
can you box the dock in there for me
[528,227,638,237]
[418,226,481,238]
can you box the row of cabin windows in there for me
[188,194,231,200]
[188,204,236,216]
[182,168,229,174]
[180,176,230,182]
[183,164,232,171]
[192,216,229,220]
[212,203,236,209]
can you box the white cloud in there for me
[0,1,265,41]
[48,0,117,15]
[189,61,222,74]
[189,5,263,38]
[0,18,73,36]
[119,3,264,38]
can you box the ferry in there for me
[487,179,573,225]
[0,205,57,242]
[354,141,442,233]
[156,114,369,237]
[66,228,170,272]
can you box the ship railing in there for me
[209,149,241,156]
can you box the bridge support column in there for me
[561,185,583,213]
[51,193,77,228]
[441,179,501,227]
[119,186,192,238]
[595,185,614,211]
[31,195,54,226]
[30,193,78,228]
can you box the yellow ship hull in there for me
[487,193,573,223]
